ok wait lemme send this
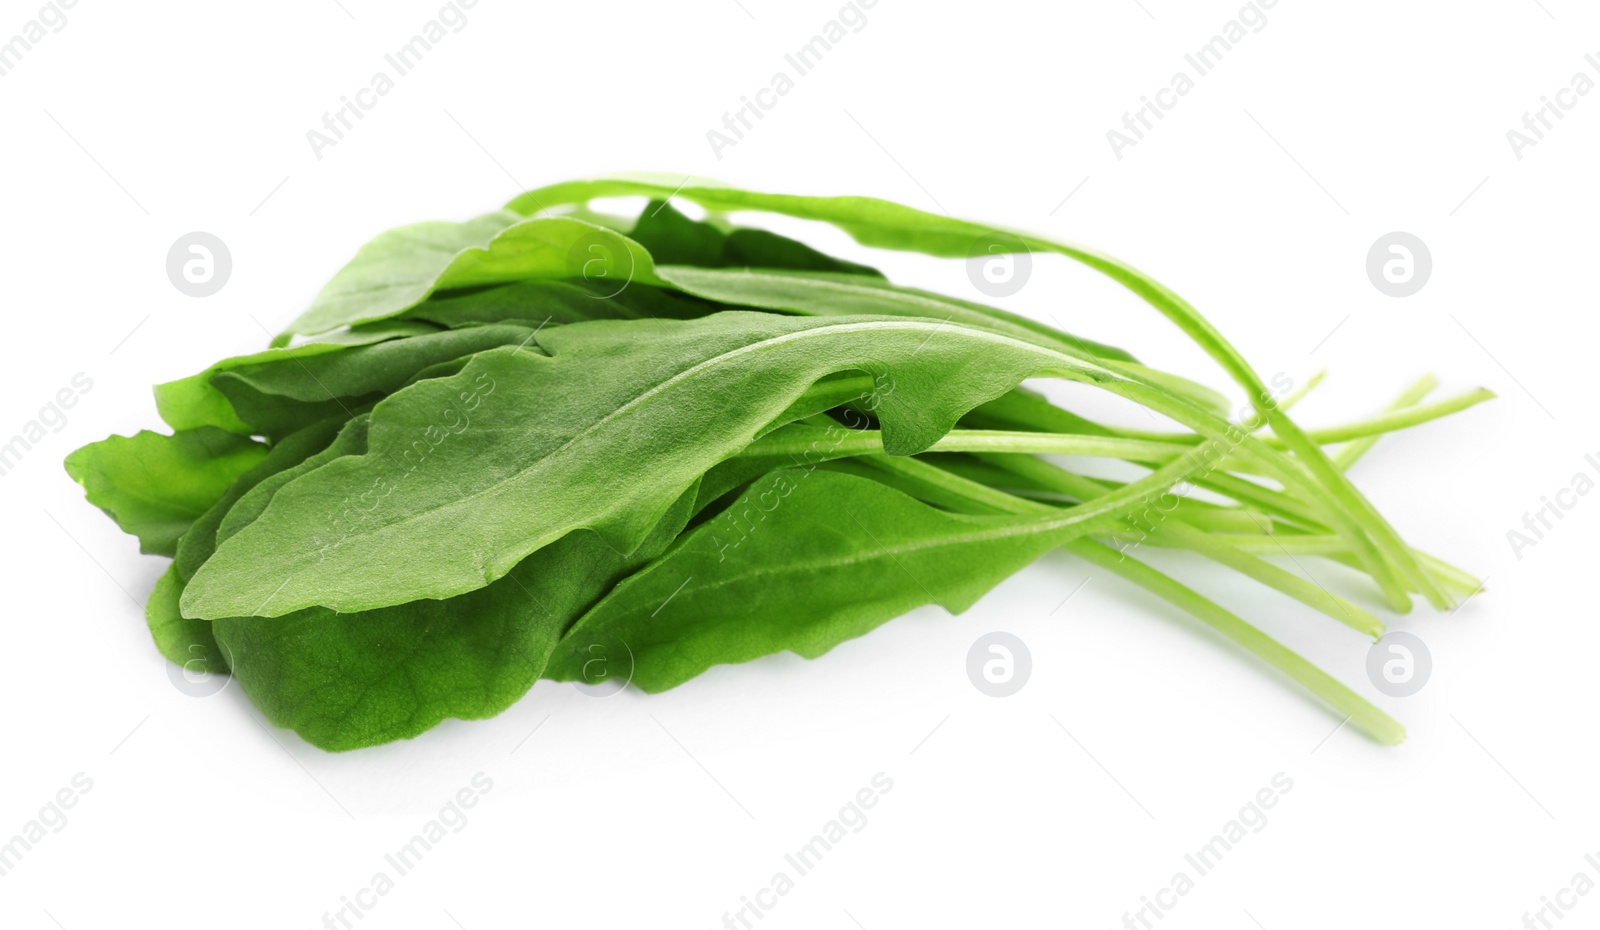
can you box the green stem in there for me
[861,453,1404,744]
[983,454,1383,639]
[1124,385,1492,450]
[744,428,1194,462]
[1022,239,1448,610]
[1333,374,1438,471]
[1107,379,1413,610]
[1066,539,1405,745]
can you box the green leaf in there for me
[155,321,435,433]
[277,210,525,344]
[399,279,715,329]
[275,215,656,342]
[627,199,883,277]
[270,194,1132,378]
[64,428,268,556]
[174,417,347,581]
[181,312,1133,620]
[147,563,228,676]
[208,322,540,437]
[655,266,1139,365]
[215,417,371,547]
[509,175,1445,609]
[210,487,698,751]
[546,468,1096,691]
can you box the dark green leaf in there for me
[547,469,1092,691]
[628,200,883,277]
[211,487,697,750]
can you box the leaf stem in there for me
[860,453,1404,744]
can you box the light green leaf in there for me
[64,428,268,556]
[275,215,656,343]
[277,210,525,344]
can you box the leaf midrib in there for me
[615,510,1083,608]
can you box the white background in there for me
[1,1,1596,928]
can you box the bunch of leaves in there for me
[65,175,1490,750]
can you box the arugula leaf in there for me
[64,428,268,556]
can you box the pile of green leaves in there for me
[66,175,1488,750]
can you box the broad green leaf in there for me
[211,487,698,751]
[275,216,656,343]
[546,468,1099,691]
[64,428,268,556]
[156,321,436,433]
[182,312,1136,620]
[215,417,371,546]
[211,545,573,751]
[277,210,525,345]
